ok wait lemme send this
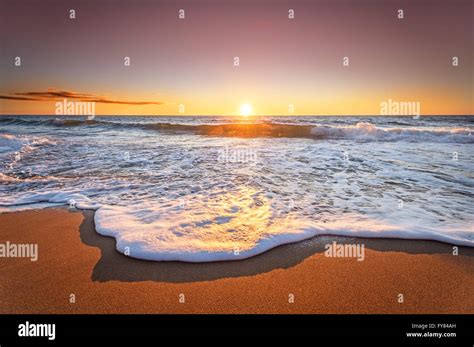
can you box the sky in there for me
[0,0,472,116]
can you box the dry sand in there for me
[0,207,473,314]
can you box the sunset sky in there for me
[0,0,472,116]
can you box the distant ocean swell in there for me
[0,117,473,142]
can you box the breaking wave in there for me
[1,117,473,143]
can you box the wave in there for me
[310,122,474,143]
[1,117,473,142]
[0,190,472,262]
[0,117,109,127]
[0,133,56,159]
[94,205,474,262]
[0,172,65,183]
[0,191,100,211]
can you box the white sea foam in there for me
[93,188,310,262]
[94,204,474,262]
[0,134,26,153]
[0,191,101,211]
[0,202,64,213]
[0,184,473,261]
[95,187,474,262]
[0,133,57,172]
[310,122,474,143]
[0,133,56,154]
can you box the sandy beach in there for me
[0,207,472,314]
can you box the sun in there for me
[240,103,252,117]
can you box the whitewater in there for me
[1,115,473,262]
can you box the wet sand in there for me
[0,207,473,313]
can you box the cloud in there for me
[0,89,163,105]
[0,95,42,101]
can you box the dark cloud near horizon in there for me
[0,90,163,105]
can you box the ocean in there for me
[1,115,473,261]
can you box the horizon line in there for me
[1,114,473,117]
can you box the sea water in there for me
[0,115,473,261]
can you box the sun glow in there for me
[240,103,252,117]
